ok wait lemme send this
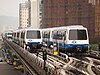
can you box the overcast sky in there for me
[0,0,26,17]
[0,0,26,33]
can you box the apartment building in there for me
[29,0,42,28]
[19,1,29,29]
[95,0,100,42]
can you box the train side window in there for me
[15,33,16,37]
[63,31,66,40]
[43,31,50,38]
[57,31,62,40]
[21,32,22,39]
[57,31,66,40]
[64,34,66,40]
[14,33,16,37]
[43,32,45,38]
[17,32,19,38]
[52,31,58,39]
[13,33,15,37]
[12,33,13,37]
[21,32,25,39]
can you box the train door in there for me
[20,31,25,48]
[52,30,58,46]
[43,30,50,47]
[57,30,66,48]
[16,32,20,44]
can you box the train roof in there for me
[42,25,87,30]
[53,25,85,28]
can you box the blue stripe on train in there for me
[43,41,53,46]
[59,43,89,52]
[44,40,89,50]
[27,42,42,46]
[58,43,89,49]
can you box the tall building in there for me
[19,1,29,29]
[28,0,31,27]
[95,0,100,42]
[42,0,95,43]
[29,0,42,28]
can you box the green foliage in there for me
[90,44,98,51]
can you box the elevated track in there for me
[2,38,100,75]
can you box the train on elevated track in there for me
[3,25,89,53]
[8,28,42,50]
[42,25,89,53]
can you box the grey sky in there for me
[0,0,26,33]
[0,0,26,17]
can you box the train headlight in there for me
[50,45,54,48]
[84,44,88,47]
[54,43,56,46]
[44,44,47,47]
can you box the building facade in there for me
[95,0,100,42]
[19,1,29,29]
[29,0,42,28]
[42,0,95,43]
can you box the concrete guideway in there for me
[4,38,69,75]
[3,38,100,75]
[3,38,47,75]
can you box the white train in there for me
[42,25,89,53]
[12,28,42,49]
[4,31,13,39]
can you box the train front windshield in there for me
[69,30,87,40]
[8,33,12,35]
[26,30,41,39]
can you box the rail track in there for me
[41,47,100,75]
[3,39,100,75]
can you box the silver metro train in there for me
[4,31,13,39]
[42,25,89,53]
[12,28,42,49]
